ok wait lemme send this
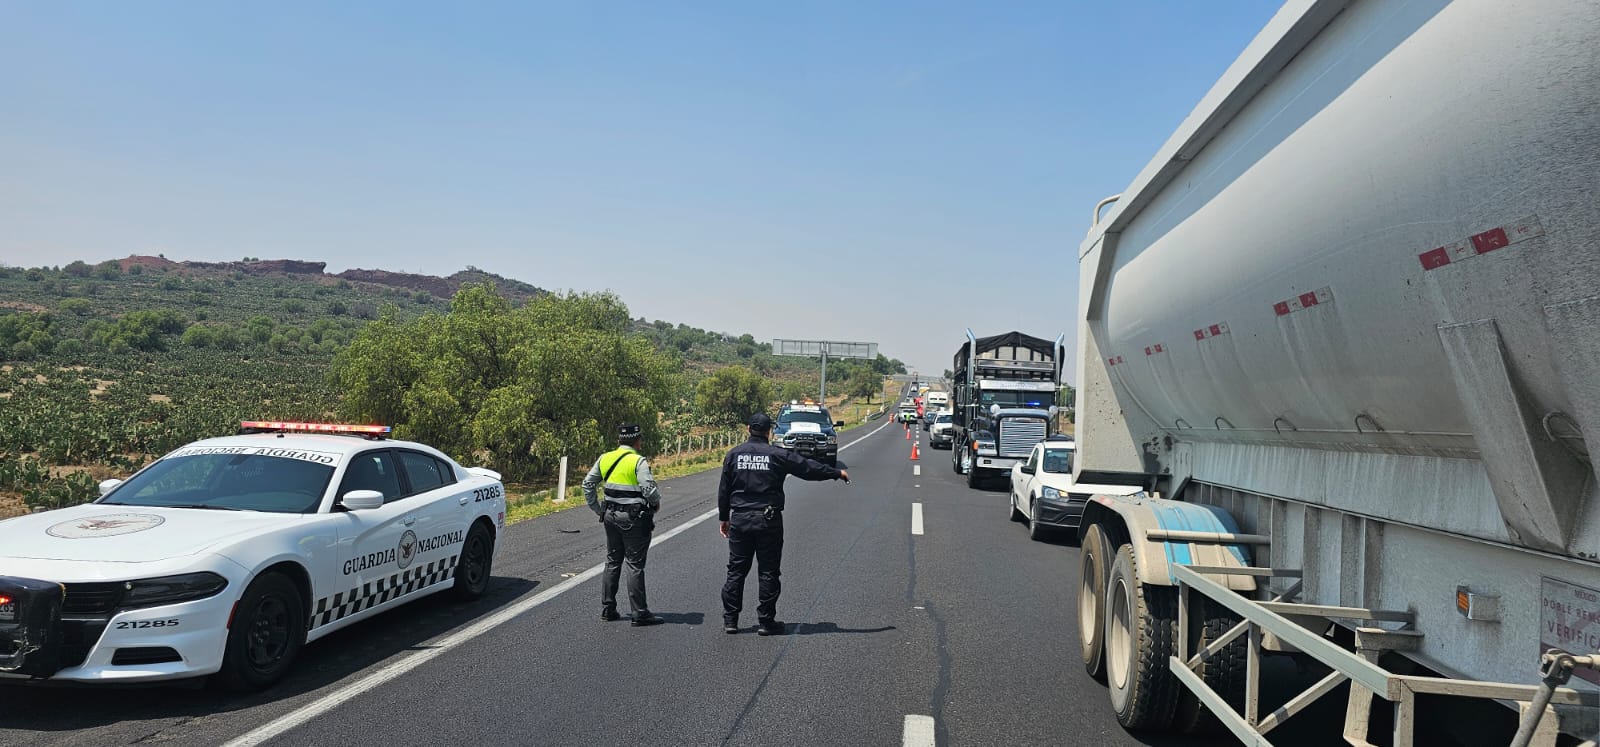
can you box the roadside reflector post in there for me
[555,456,568,502]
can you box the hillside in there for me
[0,255,901,514]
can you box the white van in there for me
[924,391,949,409]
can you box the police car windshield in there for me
[936,414,952,423]
[1042,447,1074,474]
[779,411,831,427]
[100,452,335,514]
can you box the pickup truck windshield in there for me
[1042,447,1073,474]
[100,453,335,514]
[780,411,831,427]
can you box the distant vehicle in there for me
[0,421,505,689]
[1007,437,1136,541]
[928,413,955,448]
[897,404,918,424]
[950,330,1062,488]
[924,391,949,410]
[775,401,845,466]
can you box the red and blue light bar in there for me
[239,421,392,435]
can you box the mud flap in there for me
[0,576,64,677]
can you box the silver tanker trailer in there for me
[1071,1,1600,744]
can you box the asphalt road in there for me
[0,413,1337,746]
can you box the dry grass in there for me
[0,494,26,520]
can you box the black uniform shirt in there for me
[718,435,843,520]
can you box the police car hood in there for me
[0,503,305,563]
[784,422,824,434]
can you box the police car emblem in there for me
[397,530,418,569]
[47,513,166,538]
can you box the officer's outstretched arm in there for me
[781,449,846,482]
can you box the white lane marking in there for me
[913,465,921,476]
[904,714,936,747]
[225,414,895,747]
[911,503,924,535]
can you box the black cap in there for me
[748,413,774,432]
[617,423,642,440]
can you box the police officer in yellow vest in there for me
[582,423,664,626]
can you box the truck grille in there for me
[997,419,1047,458]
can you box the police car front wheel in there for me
[215,572,305,691]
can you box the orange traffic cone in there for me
[904,425,911,439]
[910,442,920,461]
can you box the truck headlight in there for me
[827,435,837,445]
[975,441,997,456]
[121,572,230,610]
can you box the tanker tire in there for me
[1078,524,1110,680]
[1105,543,1179,731]
[215,572,305,692]
[1173,598,1248,734]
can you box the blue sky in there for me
[1,1,1282,376]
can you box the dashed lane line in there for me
[224,417,898,747]
[911,503,924,536]
[903,715,936,747]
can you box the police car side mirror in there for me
[1020,465,1036,475]
[340,490,385,511]
[98,478,123,497]
[834,421,845,428]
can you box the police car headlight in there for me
[121,572,230,610]
[1041,486,1064,502]
[826,435,837,445]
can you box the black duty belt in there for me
[603,500,649,511]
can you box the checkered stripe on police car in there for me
[309,555,460,630]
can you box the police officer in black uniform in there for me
[718,412,849,635]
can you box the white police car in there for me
[0,421,506,689]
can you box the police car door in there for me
[392,449,470,591]
[328,449,416,627]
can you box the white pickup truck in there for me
[1007,436,1139,542]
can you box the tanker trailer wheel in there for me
[1105,543,1179,731]
[1172,598,1247,734]
[1078,524,1110,680]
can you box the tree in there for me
[848,370,880,403]
[333,284,677,480]
[694,366,774,426]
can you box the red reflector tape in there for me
[1419,216,1543,271]
[1471,227,1510,254]
[1273,287,1334,318]
[1195,323,1230,340]
[1418,247,1452,270]
[1193,329,1205,341]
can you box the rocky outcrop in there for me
[336,268,456,297]
[243,259,326,274]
